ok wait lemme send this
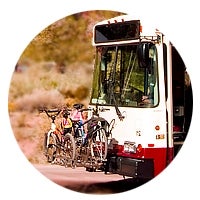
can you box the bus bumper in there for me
[107,156,154,179]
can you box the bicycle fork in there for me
[46,123,57,147]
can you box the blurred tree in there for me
[19,10,125,65]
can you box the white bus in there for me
[88,15,193,179]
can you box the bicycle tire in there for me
[43,132,48,155]
[44,131,57,163]
[90,127,108,164]
[63,133,76,168]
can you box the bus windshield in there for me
[90,44,159,108]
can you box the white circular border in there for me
[1,1,199,199]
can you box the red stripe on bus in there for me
[113,145,174,177]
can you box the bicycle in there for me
[70,103,113,171]
[39,108,76,168]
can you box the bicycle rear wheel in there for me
[44,132,57,163]
[89,127,108,169]
[63,133,76,168]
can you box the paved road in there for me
[34,164,147,194]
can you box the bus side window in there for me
[163,44,168,100]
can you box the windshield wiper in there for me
[107,46,125,121]
[111,91,125,121]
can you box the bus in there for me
[87,14,193,179]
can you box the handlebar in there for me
[78,106,110,114]
[38,107,62,121]
[38,104,111,120]
[98,107,110,112]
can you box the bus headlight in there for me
[124,141,136,153]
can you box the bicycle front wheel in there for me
[44,132,57,163]
[63,133,76,168]
[90,127,108,166]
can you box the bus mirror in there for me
[137,43,150,68]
